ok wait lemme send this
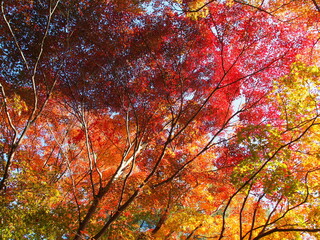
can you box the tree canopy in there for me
[1,0,320,239]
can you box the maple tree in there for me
[1,0,320,239]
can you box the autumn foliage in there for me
[1,0,320,239]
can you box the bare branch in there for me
[1,1,29,69]
[311,0,320,12]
